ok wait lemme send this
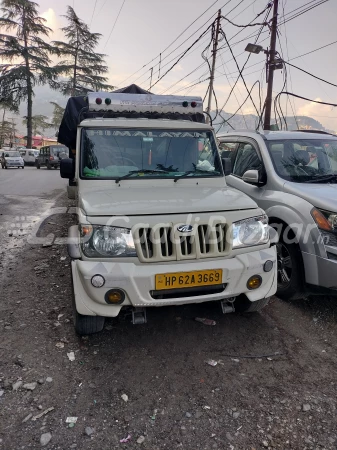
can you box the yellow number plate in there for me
[155,269,223,291]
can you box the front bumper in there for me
[71,247,277,317]
[302,251,337,293]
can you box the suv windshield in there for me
[5,151,20,157]
[80,128,222,180]
[267,139,337,183]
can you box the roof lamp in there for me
[245,43,264,54]
[105,98,111,105]
[96,98,102,105]
[182,101,188,107]
[191,101,197,108]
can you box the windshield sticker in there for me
[86,129,208,138]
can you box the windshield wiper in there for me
[303,174,337,183]
[115,169,169,183]
[174,169,217,182]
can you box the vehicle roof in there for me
[217,129,337,141]
[79,117,213,130]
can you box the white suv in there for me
[217,130,337,300]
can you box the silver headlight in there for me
[80,225,136,257]
[232,215,269,249]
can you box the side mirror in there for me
[60,158,75,179]
[242,169,261,186]
[221,157,232,176]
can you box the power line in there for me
[89,0,98,26]
[284,61,337,89]
[103,0,126,50]
[289,39,337,61]
[275,92,337,108]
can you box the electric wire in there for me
[103,0,126,50]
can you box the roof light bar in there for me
[87,92,203,115]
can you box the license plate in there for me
[155,269,223,290]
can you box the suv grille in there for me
[134,222,230,262]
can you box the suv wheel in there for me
[276,239,304,300]
[235,295,270,313]
[36,161,40,169]
[46,160,52,170]
[70,269,105,335]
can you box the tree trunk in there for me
[23,10,33,149]
[0,109,5,147]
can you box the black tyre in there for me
[276,238,304,300]
[4,164,7,169]
[22,165,24,169]
[36,163,40,169]
[235,295,270,313]
[46,161,52,170]
[70,269,105,335]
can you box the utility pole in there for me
[263,0,279,130]
[206,9,221,124]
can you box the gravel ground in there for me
[1,192,337,450]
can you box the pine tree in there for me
[50,102,65,130]
[53,6,114,96]
[22,114,51,135]
[0,0,57,148]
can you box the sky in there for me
[12,0,337,131]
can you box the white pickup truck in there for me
[58,89,277,335]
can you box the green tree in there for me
[50,101,65,130]
[22,114,51,135]
[0,0,57,148]
[53,6,113,96]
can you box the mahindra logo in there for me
[177,224,193,233]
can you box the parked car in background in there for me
[36,145,69,169]
[217,129,337,300]
[1,150,24,169]
[19,149,40,165]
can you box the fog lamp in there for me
[105,289,125,304]
[263,260,274,272]
[247,275,262,290]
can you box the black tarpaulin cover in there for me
[57,84,204,150]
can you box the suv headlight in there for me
[80,225,136,257]
[311,208,337,248]
[232,215,269,249]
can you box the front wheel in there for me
[4,164,7,169]
[276,239,304,300]
[46,161,52,170]
[235,295,270,313]
[36,162,40,169]
[21,165,24,169]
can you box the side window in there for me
[233,142,262,177]
[218,141,237,160]
[28,151,34,156]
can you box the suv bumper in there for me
[302,251,337,294]
[71,247,277,317]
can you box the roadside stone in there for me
[262,441,269,448]
[23,382,37,391]
[226,432,234,442]
[121,394,129,402]
[185,412,192,418]
[85,427,94,436]
[12,380,23,391]
[195,411,202,418]
[233,412,240,419]
[137,436,145,444]
[40,432,52,446]
[180,426,187,436]
[46,377,53,383]
[22,413,33,423]
[38,379,45,385]
[302,404,311,412]
[70,445,77,449]
[0,390,4,397]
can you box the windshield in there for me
[5,151,20,157]
[80,128,222,180]
[267,139,337,183]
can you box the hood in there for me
[5,156,22,160]
[80,185,258,216]
[284,181,337,212]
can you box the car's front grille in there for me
[134,222,231,262]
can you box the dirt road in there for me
[1,191,337,450]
